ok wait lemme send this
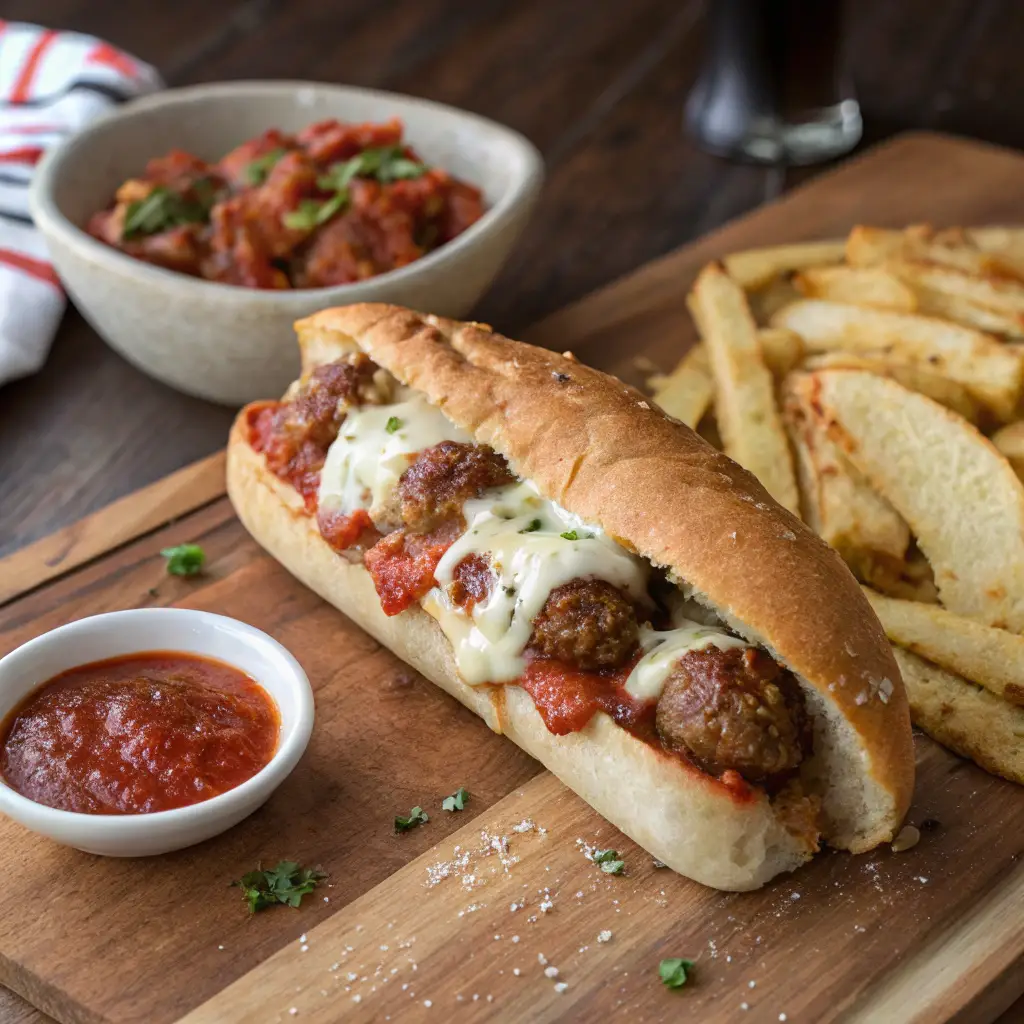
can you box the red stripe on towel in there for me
[86,41,139,79]
[10,29,59,103]
[0,249,61,289]
[0,146,44,165]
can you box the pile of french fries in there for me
[652,225,1024,785]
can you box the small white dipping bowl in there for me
[29,80,544,405]
[0,609,313,857]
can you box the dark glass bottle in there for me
[685,0,861,165]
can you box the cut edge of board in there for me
[0,451,227,608]
[841,860,1024,1023]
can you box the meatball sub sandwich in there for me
[227,304,914,891]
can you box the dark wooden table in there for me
[3,1,1024,1022]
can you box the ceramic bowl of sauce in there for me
[0,609,313,856]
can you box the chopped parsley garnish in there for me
[519,519,543,533]
[395,806,429,832]
[244,147,287,185]
[503,585,517,596]
[560,530,579,541]
[592,848,625,874]
[442,787,469,812]
[122,186,212,240]
[319,146,429,191]
[283,192,348,230]
[385,416,402,434]
[161,543,205,577]
[658,958,694,990]
[287,147,428,234]
[232,861,326,914]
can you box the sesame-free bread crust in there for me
[292,304,913,850]
[228,304,913,876]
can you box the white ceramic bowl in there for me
[0,609,313,857]
[29,81,544,405]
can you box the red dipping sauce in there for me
[0,652,280,815]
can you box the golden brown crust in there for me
[293,303,914,848]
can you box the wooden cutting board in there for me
[2,132,1023,1024]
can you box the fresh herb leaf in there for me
[232,861,326,914]
[283,192,348,230]
[519,519,543,533]
[560,530,578,541]
[442,787,469,812]
[122,186,210,240]
[317,156,365,192]
[385,416,402,434]
[161,543,205,577]
[592,848,625,875]
[395,806,429,832]
[319,146,429,190]
[658,958,694,990]
[244,148,286,185]
[377,156,428,183]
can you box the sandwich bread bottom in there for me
[228,421,818,891]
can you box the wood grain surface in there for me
[1,133,1023,1024]
[179,774,1024,1024]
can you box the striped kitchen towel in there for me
[0,22,162,385]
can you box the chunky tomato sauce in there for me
[364,522,460,616]
[518,659,755,800]
[0,652,279,815]
[248,402,325,511]
[88,118,484,289]
[518,657,650,736]
[318,507,378,552]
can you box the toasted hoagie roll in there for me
[227,304,914,891]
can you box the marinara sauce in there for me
[0,652,279,815]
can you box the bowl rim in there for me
[28,79,545,305]
[0,608,314,837]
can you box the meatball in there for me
[285,354,380,450]
[527,579,639,671]
[655,645,809,784]
[397,441,514,531]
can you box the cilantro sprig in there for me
[233,861,326,914]
[385,416,402,434]
[442,787,469,812]
[244,147,287,185]
[658,958,694,990]
[282,146,429,232]
[122,183,216,240]
[318,146,428,191]
[395,806,429,832]
[592,848,625,875]
[283,192,348,230]
[161,543,205,577]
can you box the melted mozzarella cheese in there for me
[624,622,748,701]
[318,390,470,517]
[425,482,650,684]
